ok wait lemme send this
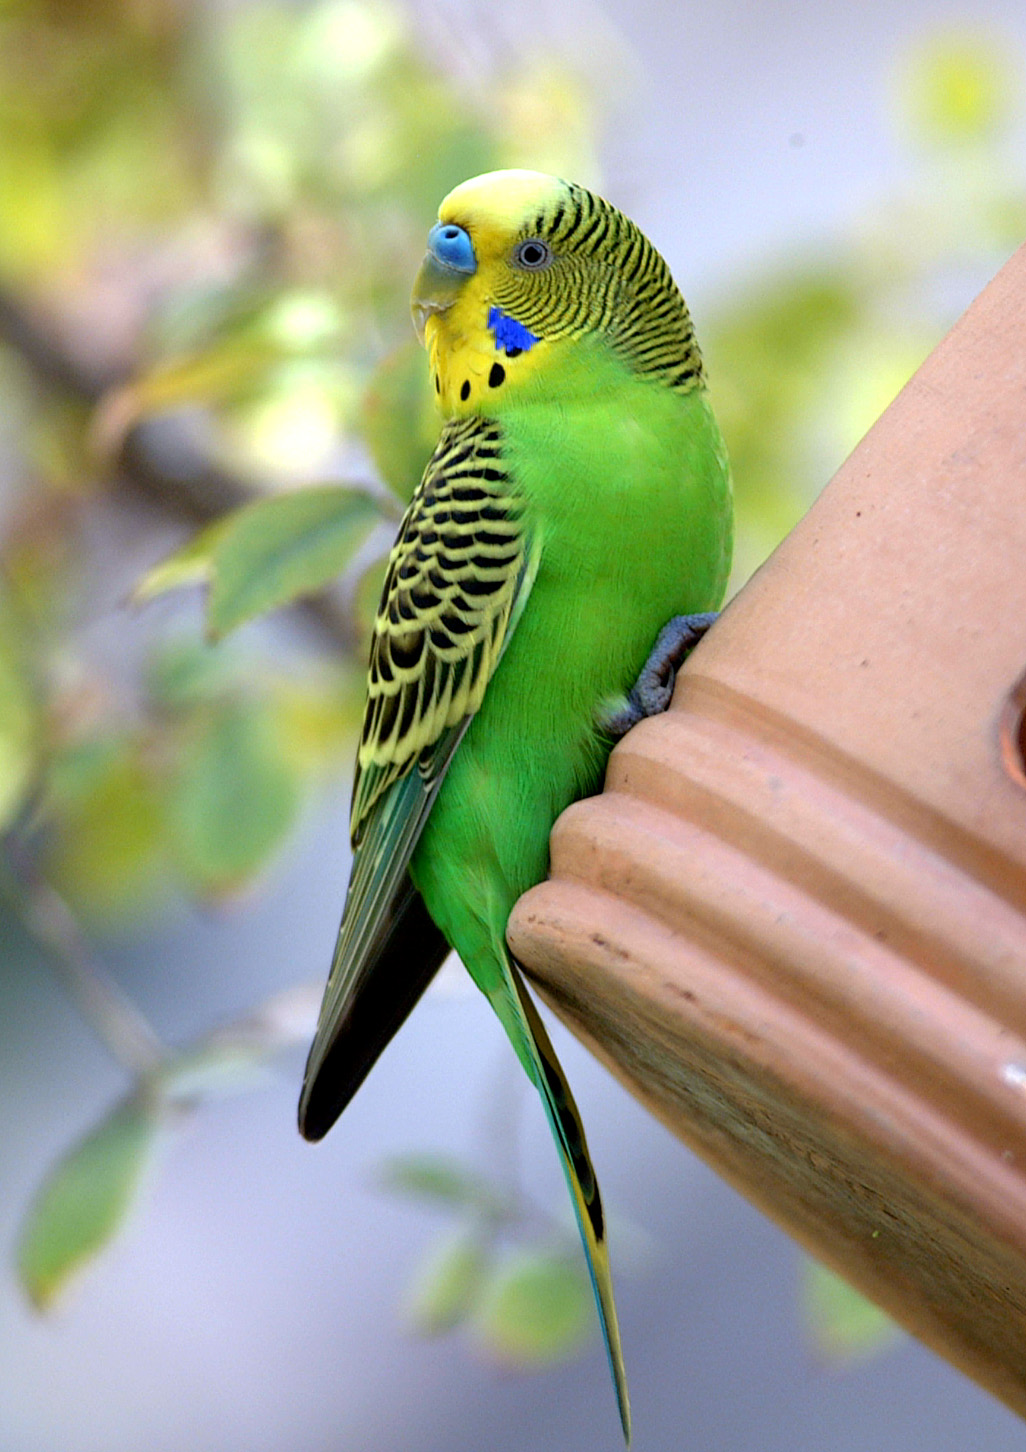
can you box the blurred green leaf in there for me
[45,736,122,809]
[360,341,438,502]
[900,32,1017,146]
[168,700,301,895]
[708,275,860,511]
[474,1250,593,1367]
[44,739,169,922]
[158,1042,274,1103]
[144,637,245,709]
[802,1258,901,1364]
[265,672,363,773]
[136,486,383,638]
[17,1093,163,1311]
[379,1152,510,1223]
[353,550,389,652]
[94,335,287,456]
[133,518,230,606]
[406,1230,489,1336]
[0,593,38,832]
[207,486,381,638]
[709,270,897,588]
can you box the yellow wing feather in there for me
[351,414,531,843]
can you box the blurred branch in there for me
[0,288,250,515]
[0,288,366,650]
[2,837,165,1078]
[3,824,324,1089]
[0,293,120,401]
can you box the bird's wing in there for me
[299,414,539,1139]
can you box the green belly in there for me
[410,368,732,990]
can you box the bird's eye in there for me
[513,239,553,271]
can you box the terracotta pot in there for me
[507,242,1026,1415]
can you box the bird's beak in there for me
[411,256,464,343]
[411,223,477,343]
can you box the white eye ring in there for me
[513,238,553,270]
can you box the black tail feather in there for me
[298,876,449,1141]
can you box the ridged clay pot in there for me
[507,242,1026,1415]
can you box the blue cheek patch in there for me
[488,306,539,356]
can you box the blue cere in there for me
[427,222,477,274]
[488,306,539,355]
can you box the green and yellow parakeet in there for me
[299,169,733,1439]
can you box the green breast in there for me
[411,337,732,962]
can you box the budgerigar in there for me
[299,170,733,1440]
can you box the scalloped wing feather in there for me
[351,415,531,841]
[299,415,538,1134]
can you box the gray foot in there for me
[604,612,719,739]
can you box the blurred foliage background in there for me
[1,0,1024,1436]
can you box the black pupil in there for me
[522,243,544,265]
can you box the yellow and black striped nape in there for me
[438,170,705,395]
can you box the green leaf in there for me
[0,594,38,832]
[17,1093,163,1311]
[360,341,439,503]
[802,1258,901,1364]
[207,486,381,639]
[93,332,285,456]
[44,739,169,922]
[353,551,389,656]
[475,1250,593,1367]
[158,1042,274,1102]
[168,699,301,894]
[406,1231,489,1336]
[144,637,244,709]
[378,1153,510,1223]
[132,516,232,605]
[265,671,364,773]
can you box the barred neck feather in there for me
[492,179,706,394]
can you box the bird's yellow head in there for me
[411,169,703,417]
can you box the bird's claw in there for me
[603,611,719,740]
